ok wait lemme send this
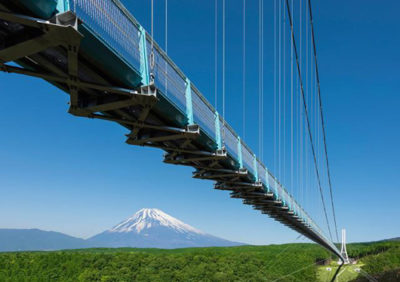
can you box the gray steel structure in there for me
[0,0,342,259]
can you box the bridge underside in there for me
[0,0,342,259]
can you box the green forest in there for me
[0,241,399,281]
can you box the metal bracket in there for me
[73,84,157,117]
[128,124,200,146]
[0,11,83,114]
[193,168,247,181]
[215,181,263,190]
[164,146,226,165]
[123,83,159,141]
[0,64,140,97]
[0,11,81,63]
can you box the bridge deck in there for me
[0,0,341,258]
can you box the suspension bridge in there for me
[0,0,343,260]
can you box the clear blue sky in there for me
[0,0,399,245]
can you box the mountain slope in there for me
[385,237,400,242]
[0,229,88,252]
[88,208,242,249]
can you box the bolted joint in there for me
[51,11,79,30]
[139,83,157,98]
[186,124,200,135]
[215,147,227,157]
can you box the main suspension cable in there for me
[285,0,333,241]
[259,0,264,161]
[307,0,339,243]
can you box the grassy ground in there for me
[317,262,362,282]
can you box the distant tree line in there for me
[0,242,398,281]
[0,244,330,281]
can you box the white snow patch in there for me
[109,208,205,235]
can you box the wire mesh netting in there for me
[241,141,254,175]
[192,87,217,140]
[221,122,239,162]
[257,160,267,186]
[72,0,141,71]
[149,43,187,112]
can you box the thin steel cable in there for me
[165,0,168,96]
[262,0,264,162]
[265,234,304,269]
[265,235,303,271]
[273,0,277,176]
[282,2,286,183]
[296,5,300,204]
[285,0,333,241]
[299,0,303,207]
[307,0,339,242]
[222,0,226,141]
[290,0,294,206]
[351,266,378,282]
[258,0,262,156]
[150,0,155,72]
[305,0,309,212]
[313,43,317,221]
[278,0,281,180]
[272,258,330,282]
[242,0,246,139]
[215,0,218,109]
[258,0,262,158]
[165,0,168,54]
[260,0,264,161]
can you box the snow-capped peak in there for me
[108,208,204,235]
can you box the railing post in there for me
[281,188,286,207]
[215,112,222,150]
[289,193,292,210]
[265,169,270,193]
[139,26,150,86]
[57,0,70,13]
[185,78,194,125]
[274,180,279,201]
[253,154,258,181]
[237,137,243,169]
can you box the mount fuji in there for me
[88,208,242,249]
